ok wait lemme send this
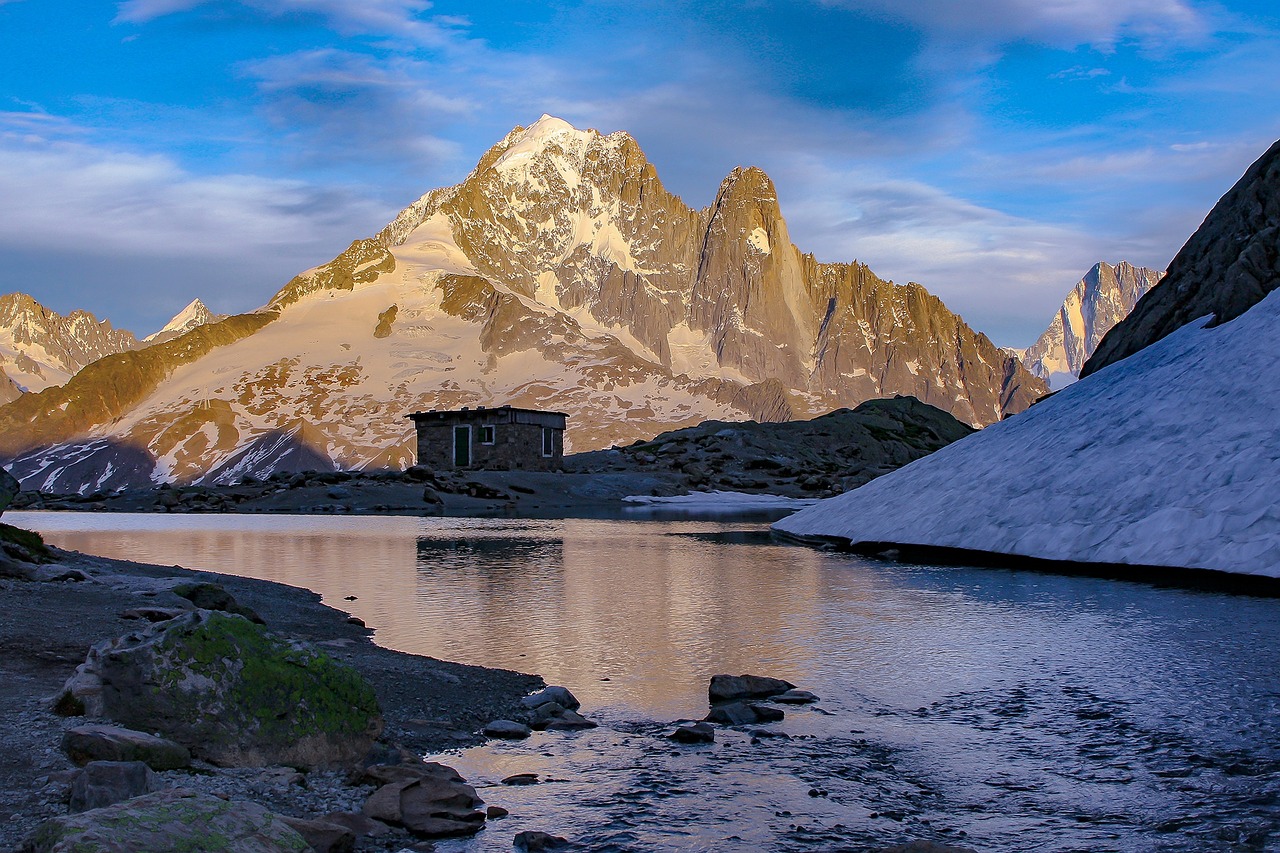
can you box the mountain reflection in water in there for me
[16,512,1280,852]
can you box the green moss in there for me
[158,613,380,747]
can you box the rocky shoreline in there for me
[0,527,555,852]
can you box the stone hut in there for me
[407,405,568,471]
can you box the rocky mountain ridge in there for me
[1021,261,1164,389]
[0,116,1046,492]
[0,293,140,403]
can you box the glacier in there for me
[774,289,1280,578]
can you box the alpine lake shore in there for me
[0,398,982,852]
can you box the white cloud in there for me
[0,114,389,263]
[114,0,464,47]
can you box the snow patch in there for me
[776,290,1280,578]
[747,226,771,255]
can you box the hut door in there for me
[453,425,471,467]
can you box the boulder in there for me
[514,830,570,851]
[53,610,382,769]
[484,719,532,739]
[708,674,795,703]
[279,816,356,853]
[0,465,17,515]
[68,761,161,813]
[21,788,309,852]
[704,702,759,726]
[704,702,784,726]
[62,724,192,770]
[318,811,390,839]
[169,581,264,624]
[668,722,715,744]
[362,763,485,838]
[520,685,580,711]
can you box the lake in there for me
[12,511,1280,852]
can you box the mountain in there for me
[776,140,1280,579]
[1082,138,1280,378]
[144,299,225,345]
[0,293,139,396]
[0,115,1046,493]
[1021,261,1164,390]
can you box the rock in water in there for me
[0,465,17,515]
[54,610,382,769]
[362,763,486,838]
[708,674,795,703]
[22,788,309,852]
[514,830,570,851]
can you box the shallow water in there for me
[15,511,1280,851]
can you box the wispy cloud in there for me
[114,0,466,47]
[821,0,1208,50]
[242,49,470,172]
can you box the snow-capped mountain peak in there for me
[145,298,220,344]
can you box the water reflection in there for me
[13,512,1280,851]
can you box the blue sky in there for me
[1,0,1278,346]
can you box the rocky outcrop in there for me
[0,293,139,395]
[55,610,383,769]
[1082,138,1280,377]
[1023,261,1164,388]
[21,788,309,853]
[571,395,975,497]
[0,465,17,515]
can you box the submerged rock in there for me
[668,722,715,744]
[704,701,784,726]
[514,830,570,851]
[21,788,309,852]
[54,610,382,769]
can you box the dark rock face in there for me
[1082,138,1280,377]
[22,788,309,852]
[55,610,383,769]
[0,466,17,515]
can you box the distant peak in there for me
[144,297,217,342]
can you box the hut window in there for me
[479,425,495,445]
[541,427,554,457]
